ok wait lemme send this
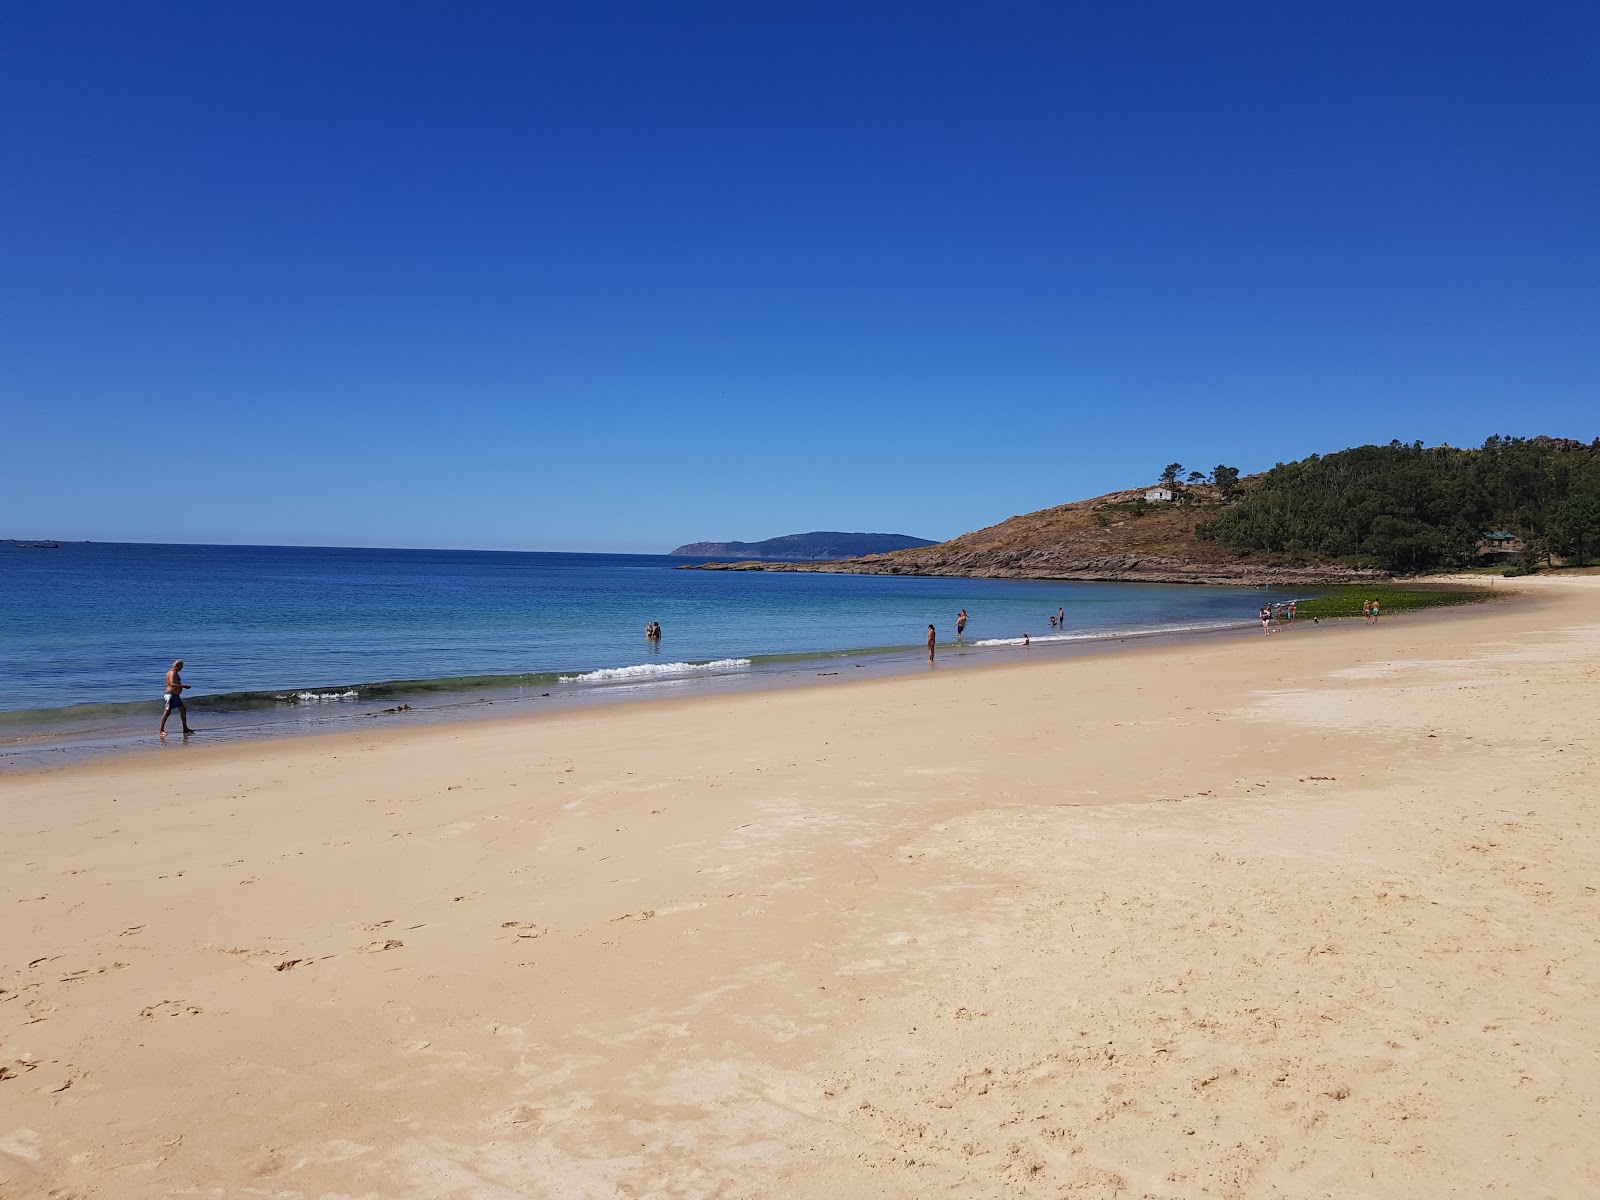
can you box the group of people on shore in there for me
[927,606,1065,660]
[1259,601,1298,633]
[1260,597,1382,634]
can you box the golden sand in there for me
[3,577,1598,1197]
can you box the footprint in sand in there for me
[360,939,404,953]
[245,1149,291,1178]
[140,1000,203,1019]
[500,921,541,939]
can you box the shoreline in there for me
[0,590,1513,778]
[3,592,1523,790]
[684,556,1395,585]
[2,577,1595,1196]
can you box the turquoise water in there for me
[1,542,1274,762]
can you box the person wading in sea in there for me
[159,659,194,738]
[956,610,968,639]
[927,624,937,661]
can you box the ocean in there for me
[1,542,1277,767]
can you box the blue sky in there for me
[3,2,1597,551]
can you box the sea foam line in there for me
[972,620,1245,648]
[285,689,361,702]
[558,658,752,684]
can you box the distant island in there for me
[671,531,937,561]
[689,437,1600,583]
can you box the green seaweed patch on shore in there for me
[1292,586,1492,621]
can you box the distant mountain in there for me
[671,531,938,561]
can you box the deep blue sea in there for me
[1,542,1278,765]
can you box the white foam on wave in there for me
[972,620,1247,648]
[972,634,1085,647]
[288,690,361,702]
[559,658,752,684]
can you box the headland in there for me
[689,485,1390,585]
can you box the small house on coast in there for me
[1476,531,1524,563]
[1144,487,1174,503]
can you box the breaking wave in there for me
[558,658,753,684]
[972,619,1245,647]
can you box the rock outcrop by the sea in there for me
[683,486,1390,585]
[690,551,1385,585]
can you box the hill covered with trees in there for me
[691,437,1600,583]
[1199,437,1600,572]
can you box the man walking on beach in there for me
[160,659,194,737]
[927,624,937,661]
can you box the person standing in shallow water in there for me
[956,610,967,639]
[159,659,194,737]
[927,624,937,661]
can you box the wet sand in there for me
[2,577,1597,1198]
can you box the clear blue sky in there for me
[3,3,1596,551]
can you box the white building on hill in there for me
[1144,487,1174,502]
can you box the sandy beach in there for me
[3,577,1598,1199]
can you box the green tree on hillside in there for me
[1160,462,1183,489]
[1213,465,1241,498]
[1196,438,1600,573]
[1546,495,1600,565]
